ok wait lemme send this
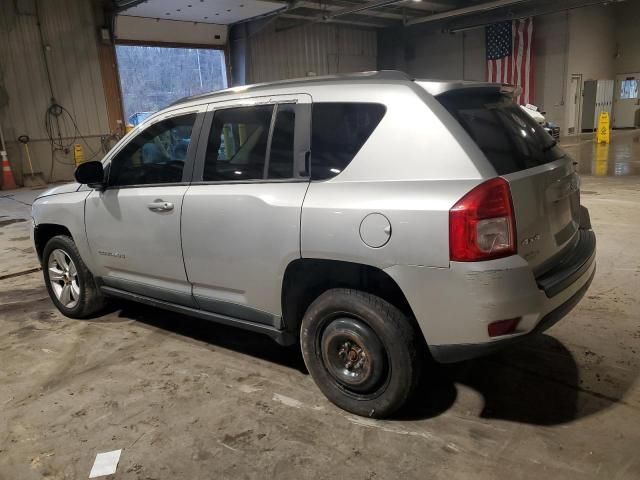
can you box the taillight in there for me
[449,177,516,262]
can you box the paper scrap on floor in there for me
[89,449,122,478]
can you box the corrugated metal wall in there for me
[0,0,109,182]
[247,24,377,84]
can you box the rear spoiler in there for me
[415,80,522,98]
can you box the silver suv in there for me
[31,71,596,418]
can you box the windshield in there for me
[438,92,565,175]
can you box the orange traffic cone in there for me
[1,150,17,190]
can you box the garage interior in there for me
[1,0,639,478]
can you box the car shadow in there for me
[400,333,634,425]
[106,302,634,426]
[112,300,308,373]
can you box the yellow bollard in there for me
[596,111,610,144]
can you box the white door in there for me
[613,73,640,128]
[85,107,205,306]
[567,75,581,135]
[181,95,311,325]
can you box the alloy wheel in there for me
[48,249,80,308]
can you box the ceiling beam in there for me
[402,0,466,9]
[280,12,388,28]
[293,1,406,20]
[310,0,408,21]
[114,0,147,14]
[445,0,619,32]
[275,0,410,31]
[405,0,533,26]
[282,9,400,26]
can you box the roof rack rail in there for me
[170,70,414,107]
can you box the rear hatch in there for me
[437,89,582,276]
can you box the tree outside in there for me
[116,45,228,123]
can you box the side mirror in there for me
[74,161,105,188]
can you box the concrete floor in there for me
[1,133,639,479]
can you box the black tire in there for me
[42,235,106,318]
[300,288,422,418]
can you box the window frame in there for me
[101,106,207,190]
[619,79,639,100]
[191,95,312,185]
[308,102,387,182]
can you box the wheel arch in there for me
[281,258,421,341]
[34,224,73,263]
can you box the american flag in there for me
[486,18,534,105]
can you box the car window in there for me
[437,92,565,175]
[109,114,196,186]
[310,103,386,180]
[203,105,274,181]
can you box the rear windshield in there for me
[438,92,565,175]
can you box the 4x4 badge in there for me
[521,234,541,246]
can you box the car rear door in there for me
[181,94,311,326]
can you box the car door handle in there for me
[147,200,174,212]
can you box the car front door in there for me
[85,106,206,306]
[181,95,311,327]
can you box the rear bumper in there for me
[429,266,595,363]
[384,228,596,363]
[536,229,596,298]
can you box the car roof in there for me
[169,70,510,107]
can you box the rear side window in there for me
[202,103,301,181]
[311,103,386,180]
[438,93,564,175]
[203,105,273,181]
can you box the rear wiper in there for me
[542,140,557,152]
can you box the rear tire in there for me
[300,288,422,418]
[42,235,106,318]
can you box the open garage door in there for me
[115,45,227,125]
[113,13,229,125]
[112,1,286,125]
[114,0,284,45]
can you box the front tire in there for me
[300,288,422,418]
[42,235,106,318]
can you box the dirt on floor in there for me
[0,172,639,479]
